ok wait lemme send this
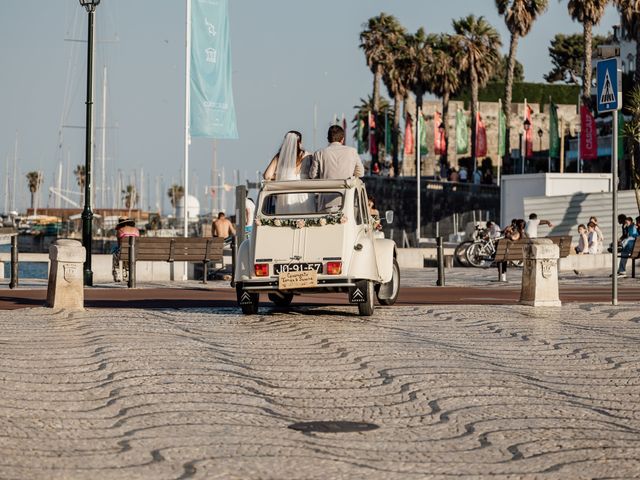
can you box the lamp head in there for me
[438,122,445,133]
[79,0,101,12]
[537,128,543,138]
[523,118,531,131]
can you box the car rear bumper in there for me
[239,277,357,292]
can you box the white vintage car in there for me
[234,177,400,316]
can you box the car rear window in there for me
[261,192,343,216]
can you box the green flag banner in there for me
[190,0,238,138]
[618,113,625,161]
[456,110,468,155]
[385,111,392,155]
[549,103,560,158]
[498,108,506,157]
[357,116,365,154]
[419,113,428,155]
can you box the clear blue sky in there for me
[0,0,619,213]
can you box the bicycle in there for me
[465,229,500,268]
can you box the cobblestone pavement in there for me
[1,303,640,479]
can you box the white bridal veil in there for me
[275,132,299,181]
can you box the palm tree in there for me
[381,28,411,175]
[567,0,610,103]
[122,184,138,214]
[360,14,405,168]
[614,0,640,86]
[427,33,462,169]
[167,184,184,216]
[74,165,85,205]
[26,171,43,211]
[404,28,433,175]
[453,15,502,170]
[496,0,548,166]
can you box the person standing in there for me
[112,217,140,283]
[212,212,236,238]
[524,213,553,238]
[309,125,364,180]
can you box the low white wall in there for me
[558,253,614,272]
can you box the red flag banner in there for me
[368,112,377,156]
[404,114,414,155]
[525,105,534,157]
[580,105,598,160]
[476,112,487,157]
[434,112,445,155]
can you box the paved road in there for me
[1,302,640,479]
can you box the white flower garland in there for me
[255,212,347,228]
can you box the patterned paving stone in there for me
[1,304,639,479]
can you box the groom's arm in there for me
[352,151,364,177]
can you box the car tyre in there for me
[358,280,375,317]
[236,284,259,315]
[268,292,294,307]
[378,259,400,306]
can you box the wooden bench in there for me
[494,235,572,281]
[119,237,225,288]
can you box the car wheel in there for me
[358,280,375,317]
[236,284,259,315]
[378,259,400,306]
[268,291,294,307]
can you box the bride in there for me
[263,131,315,214]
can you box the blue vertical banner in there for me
[190,0,238,138]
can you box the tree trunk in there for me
[442,91,450,170]
[30,192,34,210]
[372,64,382,166]
[503,33,519,172]
[393,93,402,176]
[470,59,479,172]
[583,20,593,104]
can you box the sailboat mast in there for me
[11,133,18,213]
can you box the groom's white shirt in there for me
[309,142,364,179]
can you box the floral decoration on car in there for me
[255,213,347,228]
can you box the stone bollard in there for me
[46,239,86,310]
[520,238,561,307]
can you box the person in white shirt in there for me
[575,224,588,254]
[524,213,553,238]
[486,221,501,239]
[587,221,599,254]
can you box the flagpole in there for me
[183,0,192,279]
[416,106,421,244]
[497,99,502,186]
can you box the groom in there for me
[309,125,364,179]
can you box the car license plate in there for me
[279,270,318,290]
[274,263,322,275]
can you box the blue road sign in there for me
[597,58,621,113]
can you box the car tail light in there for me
[255,263,269,277]
[326,261,342,275]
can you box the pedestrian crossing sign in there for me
[597,58,621,113]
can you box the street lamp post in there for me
[438,121,446,179]
[80,0,100,286]
[522,118,531,174]
[537,127,543,151]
